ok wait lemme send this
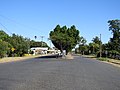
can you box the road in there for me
[0,55,120,90]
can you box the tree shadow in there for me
[35,54,62,59]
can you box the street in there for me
[0,55,120,90]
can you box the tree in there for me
[92,36,101,45]
[89,36,101,55]
[78,37,87,54]
[49,25,80,54]
[108,19,120,52]
[30,40,48,48]
[79,37,87,45]
[79,45,89,55]
[0,40,10,58]
[34,36,37,39]
[0,30,10,42]
[0,30,12,57]
[0,30,49,58]
[9,34,30,56]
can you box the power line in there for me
[0,14,48,42]
[0,21,12,35]
[0,14,40,32]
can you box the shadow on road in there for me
[36,54,62,59]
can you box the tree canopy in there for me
[78,37,87,55]
[30,40,48,48]
[108,19,120,52]
[49,25,80,54]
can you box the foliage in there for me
[0,40,10,58]
[0,30,48,58]
[78,37,88,54]
[75,19,120,60]
[0,30,10,42]
[108,19,120,52]
[0,30,12,58]
[30,40,48,48]
[9,34,30,56]
[79,36,87,45]
[92,36,101,45]
[89,36,100,55]
[49,25,80,54]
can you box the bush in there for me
[108,50,120,59]
[97,51,108,58]
[0,40,9,58]
[96,50,120,60]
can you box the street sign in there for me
[11,48,15,52]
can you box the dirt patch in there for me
[0,55,39,63]
[0,54,57,63]
[65,54,74,59]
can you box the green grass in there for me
[83,55,120,66]
[97,57,109,62]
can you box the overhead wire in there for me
[0,21,13,35]
[0,14,41,35]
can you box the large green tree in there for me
[108,19,120,52]
[49,25,80,54]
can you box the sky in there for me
[0,0,120,47]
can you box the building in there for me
[30,47,48,55]
[30,47,61,55]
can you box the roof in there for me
[31,47,48,50]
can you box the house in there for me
[30,47,61,55]
[30,47,48,55]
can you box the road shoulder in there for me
[0,55,40,64]
[82,55,120,68]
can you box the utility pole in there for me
[40,36,44,47]
[48,38,51,49]
[100,34,102,58]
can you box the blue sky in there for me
[0,0,120,46]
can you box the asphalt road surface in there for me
[0,55,120,90]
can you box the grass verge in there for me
[81,54,120,67]
[0,55,40,63]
